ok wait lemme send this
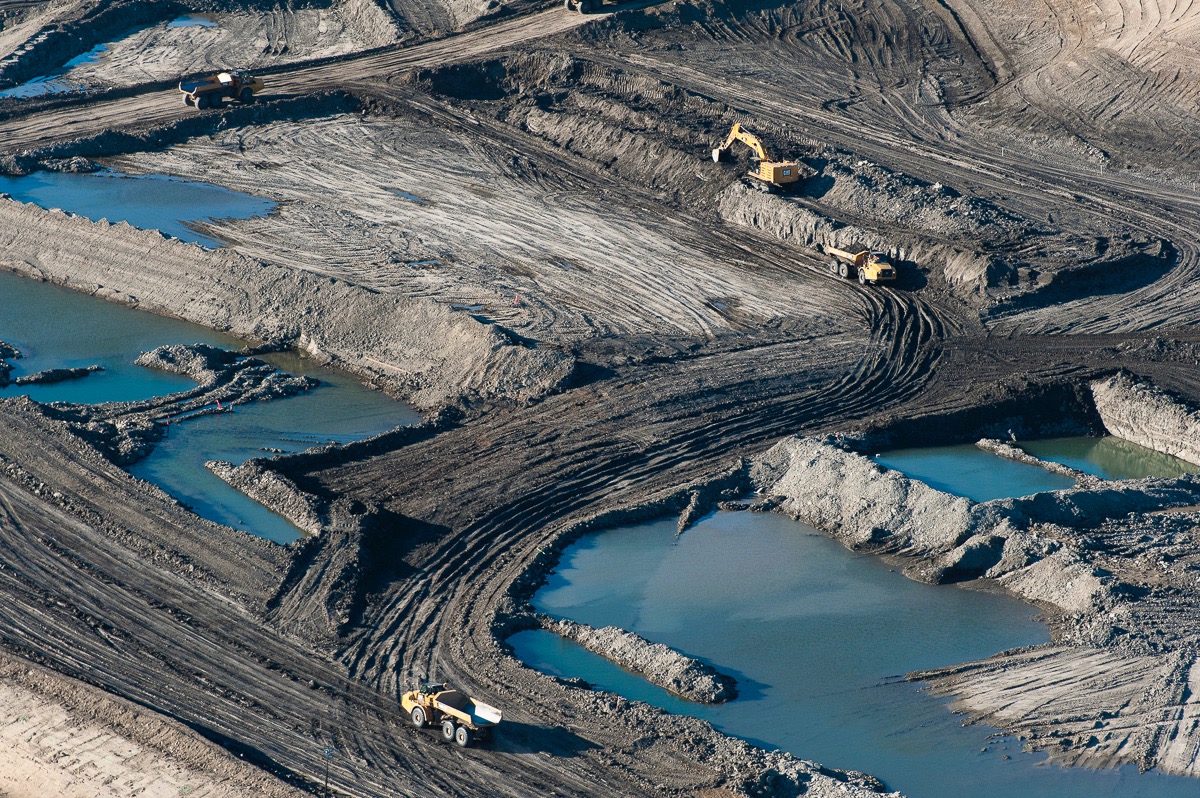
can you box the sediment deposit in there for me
[0,199,572,410]
[539,615,738,704]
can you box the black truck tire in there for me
[410,706,426,728]
[441,719,456,741]
[239,87,254,103]
[454,725,473,748]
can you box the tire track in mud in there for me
[318,279,945,751]
[611,35,1200,339]
[0,7,600,154]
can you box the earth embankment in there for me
[0,198,573,409]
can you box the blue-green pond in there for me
[512,511,1198,797]
[0,170,274,248]
[0,269,418,543]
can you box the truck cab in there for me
[857,252,896,285]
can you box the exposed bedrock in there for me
[0,198,574,410]
[1092,371,1200,466]
[538,615,738,704]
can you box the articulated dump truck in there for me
[179,70,263,110]
[823,244,897,285]
[402,681,502,748]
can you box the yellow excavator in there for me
[711,123,801,191]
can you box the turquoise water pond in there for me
[0,170,274,247]
[1019,436,1200,481]
[0,269,418,543]
[512,511,1199,797]
[873,444,1076,501]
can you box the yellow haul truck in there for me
[824,245,897,285]
[179,70,263,110]
[402,681,502,748]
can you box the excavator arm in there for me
[713,123,774,162]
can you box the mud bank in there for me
[0,198,572,409]
[975,437,1102,487]
[1091,372,1200,466]
[537,615,737,704]
[754,432,1200,776]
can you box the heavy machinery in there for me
[401,681,502,748]
[562,0,606,12]
[179,70,263,110]
[823,245,897,285]
[711,123,801,191]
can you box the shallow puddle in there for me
[129,351,419,544]
[0,270,419,543]
[0,170,274,247]
[168,14,219,28]
[512,511,1199,797]
[873,443,1075,501]
[1020,436,1200,481]
[0,43,108,98]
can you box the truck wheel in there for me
[828,259,838,275]
[454,725,473,748]
[838,262,850,279]
[196,95,209,110]
[239,87,254,103]
[409,706,426,728]
[441,719,456,741]
[209,95,223,108]
[858,269,867,285]
[183,94,194,107]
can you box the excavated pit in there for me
[9,0,1200,795]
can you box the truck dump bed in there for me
[434,690,502,728]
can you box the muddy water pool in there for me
[1019,436,1200,480]
[0,270,418,543]
[873,443,1075,501]
[128,351,419,543]
[0,43,109,98]
[512,511,1198,796]
[0,170,274,247]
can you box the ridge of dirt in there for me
[0,198,574,410]
[538,615,739,703]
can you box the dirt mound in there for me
[1092,372,1200,466]
[0,198,574,409]
[0,0,404,93]
[540,615,738,703]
